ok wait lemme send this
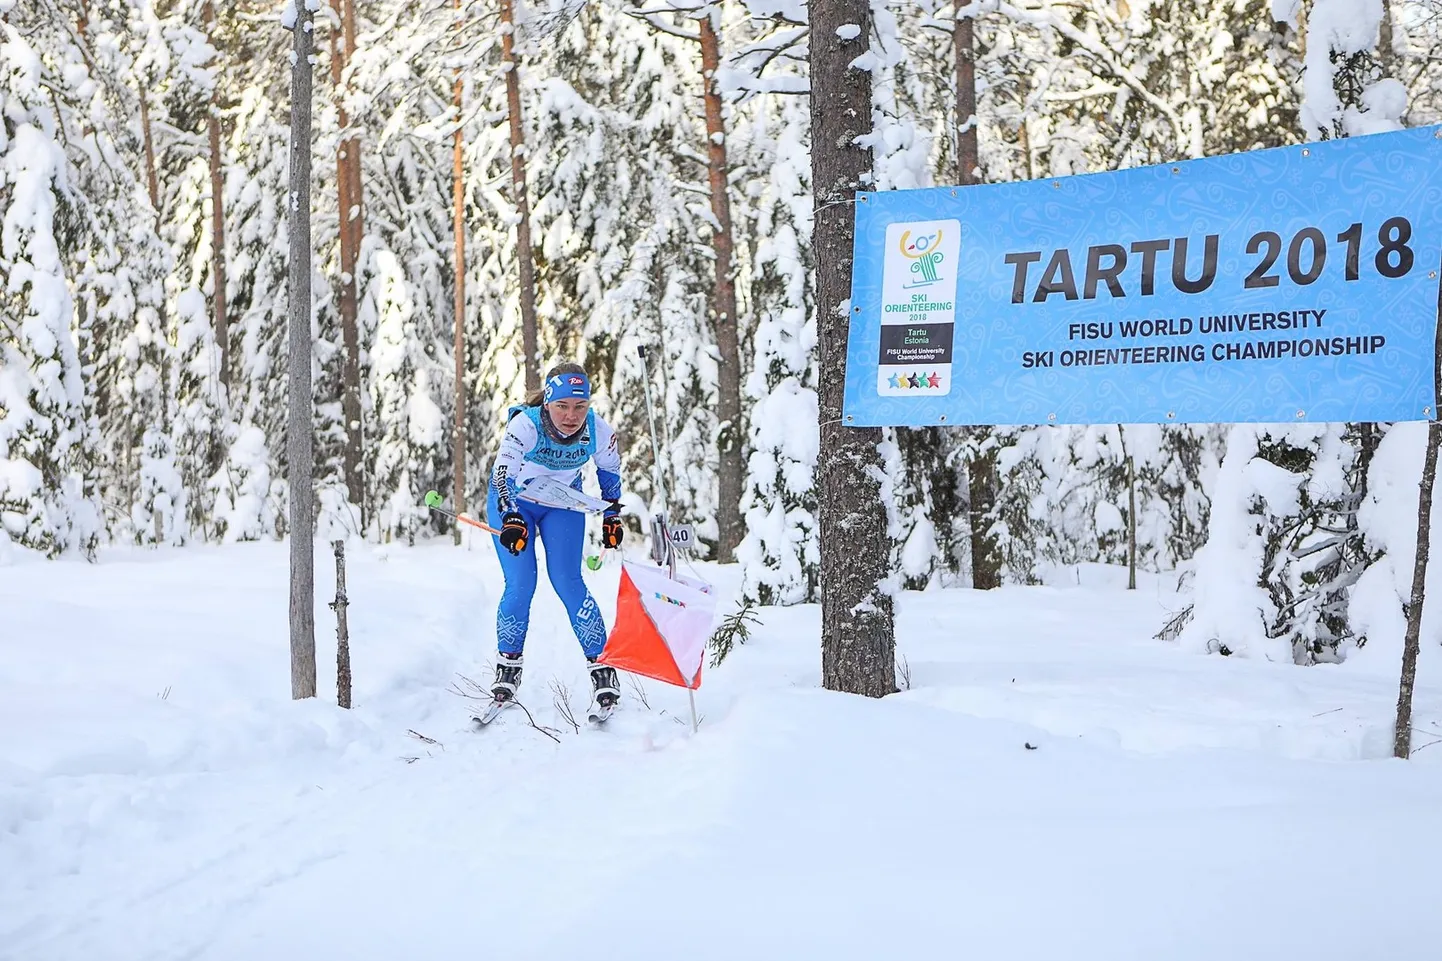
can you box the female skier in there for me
[486,361,626,710]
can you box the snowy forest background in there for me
[5,0,1442,666]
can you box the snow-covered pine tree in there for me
[503,0,543,393]
[526,1,718,550]
[74,0,185,546]
[864,0,952,591]
[0,2,106,558]
[325,0,367,522]
[1173,424,1377,663]
[737,87,820,605]
[627,0,748,562]
[1174,0,1406,662]
[1300,0,1406,140]
[204,22,291,543]
[346,0,477,542]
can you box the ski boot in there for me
[491,652,523,701]
[474,653,523,726]
[587,659,620,722]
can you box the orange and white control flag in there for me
[598,562,717,689]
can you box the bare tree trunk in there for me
[500,0,541,392]
[954,0,978,185]
[697,10,743,563]
[1379,0,1401,79]
[328,0,365,521]
[1395,281,1442,757]
[204,0,230,392]
[288,0,317,701]
[1127,456,1137,590]
[1395,420,1439,758]
[812,0,895,697]
[332,540,351,708]
[953,0,1000,590]
[452,0,468,546]
[967,439,1001,588]
[138,87,160,221]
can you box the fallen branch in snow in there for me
[449,674,562,744]
[1155,605,1193,642]
[627,675,652,710]
[401,729,443,764]
[550,678,580,734]
[1311,707,1344,718]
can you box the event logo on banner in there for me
[842,126,1442,427]
[878,221,960,396]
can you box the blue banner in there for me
[842,126,1442,427]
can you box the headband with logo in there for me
[543,372,591,404]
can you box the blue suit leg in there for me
[488,487,539,655]
[536,505,607,659]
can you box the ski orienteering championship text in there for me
[842,125,1442,427]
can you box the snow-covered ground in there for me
[3,538,1440,961]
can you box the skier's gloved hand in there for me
[602,512,624,550]
[499,511,529,555]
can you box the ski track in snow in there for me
[2,542,1440,960]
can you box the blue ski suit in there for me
[487,404,623,658]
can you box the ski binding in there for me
[472,697,514,726]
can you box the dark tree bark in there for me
[1379,0,1401,80]
[452,0,468,546]
[953,0,978,185]
[500,0,541,392]
[954,0,1000,589]
[204,0,230,392]
[698,9,743,563]
[138,88,160,220]
[288,0,317,700]
[812,0,895,697]
[1395,421,1439,758]
[1395,281,1442,758]
[329,0,365,520]
[332,540,352,708]
[1127,455,1137,590]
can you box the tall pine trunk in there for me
[698,9,743,563]
[812,0,895,697]
[329,0,365,519]
[954,0,999,589]
[1394,421,1439,758]
[1395,285,1442,757]
[204,0,230,393]
[953,0,978,184]
[288,0,317,700]
[452,0,468,546]
[138,88,160,221]
[501,0,540,391]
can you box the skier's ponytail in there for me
[525,361,588,407]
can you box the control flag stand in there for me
[594,346,716,732]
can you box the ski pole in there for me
[424,490,502,535]
[636,345,670,516]
[637,345,676,574]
